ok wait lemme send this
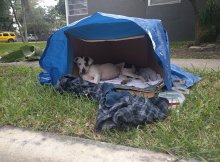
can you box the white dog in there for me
[119,63,146,84]
[74,56,121,84]
[138,68,162,81]
[74,56,146,84]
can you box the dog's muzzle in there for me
[81,68,86,74]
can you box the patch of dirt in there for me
[171,43,220,59]
[0,61,39,68]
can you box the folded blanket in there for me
[55,75,169,132]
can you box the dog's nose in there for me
[81,68,86,74]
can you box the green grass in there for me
[0,42,46,57]
[1,41,220,60]
[1,41,189,53]
[0,41,183,55]
[0,65,219,161]
[170,41,193,49]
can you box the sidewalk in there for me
[0,126,194,162]
[171,58,220,70]
[1,59,220,70]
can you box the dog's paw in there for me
[121,79,131,85]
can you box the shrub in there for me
[199,0,220,42]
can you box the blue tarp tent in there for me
[39,12,201,89]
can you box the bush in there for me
[199,0,220,42]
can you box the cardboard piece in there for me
[70,35,165,98]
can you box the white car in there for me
[27,34,39,41]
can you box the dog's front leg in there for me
[82,74,94,83]
[119,74,132,84]
[93,74,101,84]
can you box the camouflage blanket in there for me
[55,75,169,132]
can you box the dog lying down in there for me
[74,56,121,84]
[74,56,151,84]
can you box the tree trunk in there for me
[189,0,200,45]
[9,0,25,42]
[21,0,28,42]
[7,22,14,31]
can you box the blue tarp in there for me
[39,12,201,89]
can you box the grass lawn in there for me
[0,42,46,57]
[1,41,220,60]
[0,41,187,56]
[170,41,194,49]
[0,65,219,161]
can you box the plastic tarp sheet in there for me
[39,12,201,89]
[171,64,202,88]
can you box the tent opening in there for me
[39,12,201,90]
[69,35,164,78]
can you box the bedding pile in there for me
[55,74,169,132]
[100,67,163,92]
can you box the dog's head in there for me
[74,56,94,75]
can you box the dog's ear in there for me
[85,57,93,66]
[88,57,94,65]
[74,57,79,63]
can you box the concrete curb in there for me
[0,126,186,162]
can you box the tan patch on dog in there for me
[72,64,79,76]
